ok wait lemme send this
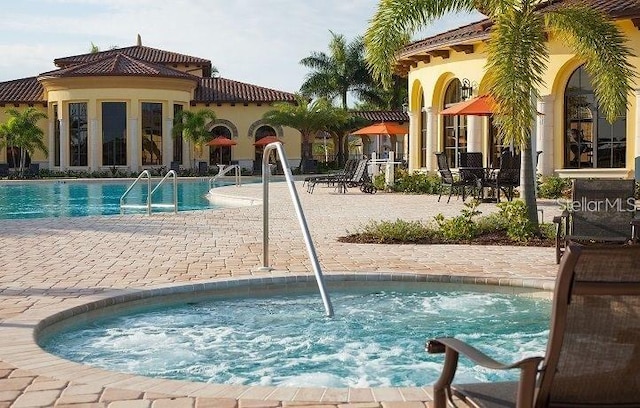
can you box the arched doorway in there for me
[564,65,626,169]
[209,125,233,165]
[442,79,467,167]
[254,125,277,173]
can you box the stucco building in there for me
[397,0,640,179]
[0,39,299,174]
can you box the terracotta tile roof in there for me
[39,54,198,80]
[351,110,409,123]
[0,77,45,104]
[400,0,640,57]
[54,45,211,67]
[194,77,297,103]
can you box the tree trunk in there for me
[521,137,539,229]
[19,148,26,178]
[337,134,345,166]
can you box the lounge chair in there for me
[553,178,638,264]
[305,159,357,193]
[427,242,640,408]
[335,159,376,194]
[436,152,476,203]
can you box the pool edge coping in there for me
[0,272,555,403]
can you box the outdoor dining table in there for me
[457,166,499,202]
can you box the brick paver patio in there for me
[0,180,562,407]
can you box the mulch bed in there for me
[338,230,554,247]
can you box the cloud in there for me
[0,1,481,93]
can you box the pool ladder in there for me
[209,164,242,189]
[258,142,334,317]
[120,170,178,215]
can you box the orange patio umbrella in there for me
[207,136,237,164]
[440,94,496,116]
[253,135,284,146]
[352,122,408,136]
[207,136,238,147]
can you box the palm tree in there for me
[300,31,374,111]
[172,109,216,169]
[356,74,408,111]
[326,115,370,162]
[0,108,48,177]
[365,1,635,227]
[263,95,349,173]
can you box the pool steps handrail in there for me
[120,170,178,215]
[258,142,334,317]
[209,165,242,189]
[149,170,178,214]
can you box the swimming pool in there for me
[0,179,226,219]
[40,280,551,388]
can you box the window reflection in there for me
[564,66,625,169]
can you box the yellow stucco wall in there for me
[406,18,640,178]
[198,104,301,164]
[0,75,301,172]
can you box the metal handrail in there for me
[209,165,242,189]
[259,142,334,317]
[120,170,151,215]
[150,170,178,214]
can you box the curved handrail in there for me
[209,165,242,189]
[259,142,334,317]
[120,170,151,215]
[150,170,178,214]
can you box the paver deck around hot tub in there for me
[0,180,561,408]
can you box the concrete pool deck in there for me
[0,180,562,407]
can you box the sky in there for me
[0,0,482,94]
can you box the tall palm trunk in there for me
[521,134,539,228]
[19,148,26,177]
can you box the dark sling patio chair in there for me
[436,152,476,203]
[481,150,520,202]
[553,178,639,264]
[427,242,640,408]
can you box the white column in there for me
[59,120,68,171]
[129,118,139,171]
[536,95,555,176]
[48,118,55,169]
[164,118,173,168]
[89,118,99,170]
[407,109,420,171]
[467,116,483,152]
[426,106,437,172]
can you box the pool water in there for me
[41,284,551,387]
[0,179,221,219]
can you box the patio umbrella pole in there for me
[258,142,334,317]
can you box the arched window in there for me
[254,125,277,173]
[442,79,467,167]
[209,125,233,165]
[564,65,626,169]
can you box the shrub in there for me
[537,175,571,199]
[433,200,482,241]
[353,219,432,243]
[372,172,386,190]
[495,200,538,241]
[392,169,441,194]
